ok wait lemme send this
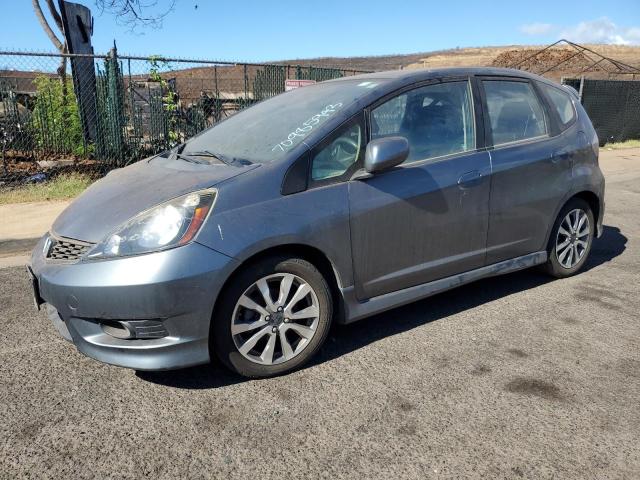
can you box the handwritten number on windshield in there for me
[272,103,343,153]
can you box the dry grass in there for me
[0,173,92,205]
[603,139,640,150]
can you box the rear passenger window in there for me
[482,80,548,146]
[539,83,576,128]
[371,81,475,163]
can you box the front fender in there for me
[197,183,355,289]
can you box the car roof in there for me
[329,67,554,89]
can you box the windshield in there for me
[182,79,384,163]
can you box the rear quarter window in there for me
[539,83,576,129]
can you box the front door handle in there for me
[458,170,482,189]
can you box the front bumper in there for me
[30,237,239,370]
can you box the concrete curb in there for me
[0,255,30,269]
[0,238,40,257]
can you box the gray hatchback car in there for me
[29,67,604,378]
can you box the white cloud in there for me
[560,17,640,45]
[520,23,554,35]
[519,17,640,45]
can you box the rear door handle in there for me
[458,170,482,189]
[552,151,570,163]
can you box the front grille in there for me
[46,237,92,261]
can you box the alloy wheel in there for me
[231,273,320,365]
[555,208,590,269]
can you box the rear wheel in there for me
[543,198,594,278]
[212,256,332,378]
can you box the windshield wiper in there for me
[167,143,209,164]
[183,150,253,166]
[170,144,254,166]
[172,152,208,164]
[186,150,233,165]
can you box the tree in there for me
[31,0,67,79]
[95,0,177,30]
[31,0,176,148]
[32,0,70,133]
[31,0,178,66]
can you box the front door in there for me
[349,79,491,300]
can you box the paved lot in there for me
[1,150,639,479]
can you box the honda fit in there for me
[29,67,605,377]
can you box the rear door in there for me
[478,77,572,264]
[348,79,491,300]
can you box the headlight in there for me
[86,189,217,259]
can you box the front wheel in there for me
[211,256,333,378]
[543,198,595,278]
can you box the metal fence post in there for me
[243,64,248,104]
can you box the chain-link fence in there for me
[0,50,368,189]
[562,77,640,145]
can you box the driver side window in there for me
[371,81,475,164]
[311,122,362,181]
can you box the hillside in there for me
[124,43,640,103]
[282,44,640,80]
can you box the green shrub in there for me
[31,76,85,156]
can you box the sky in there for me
[0,0,639,62]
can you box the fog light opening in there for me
[99,319,168,340]
[101,320,134,339]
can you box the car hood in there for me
[52,156,259,243]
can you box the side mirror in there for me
[364,137,409,174]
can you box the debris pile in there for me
[0,152,100,188]
[492,48,605,74]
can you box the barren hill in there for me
[283,44,640,80]
[141,43,640,102]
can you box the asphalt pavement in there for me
[0,149,638,479]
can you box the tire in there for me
[211,256,333,378]
[542,197,595,278]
